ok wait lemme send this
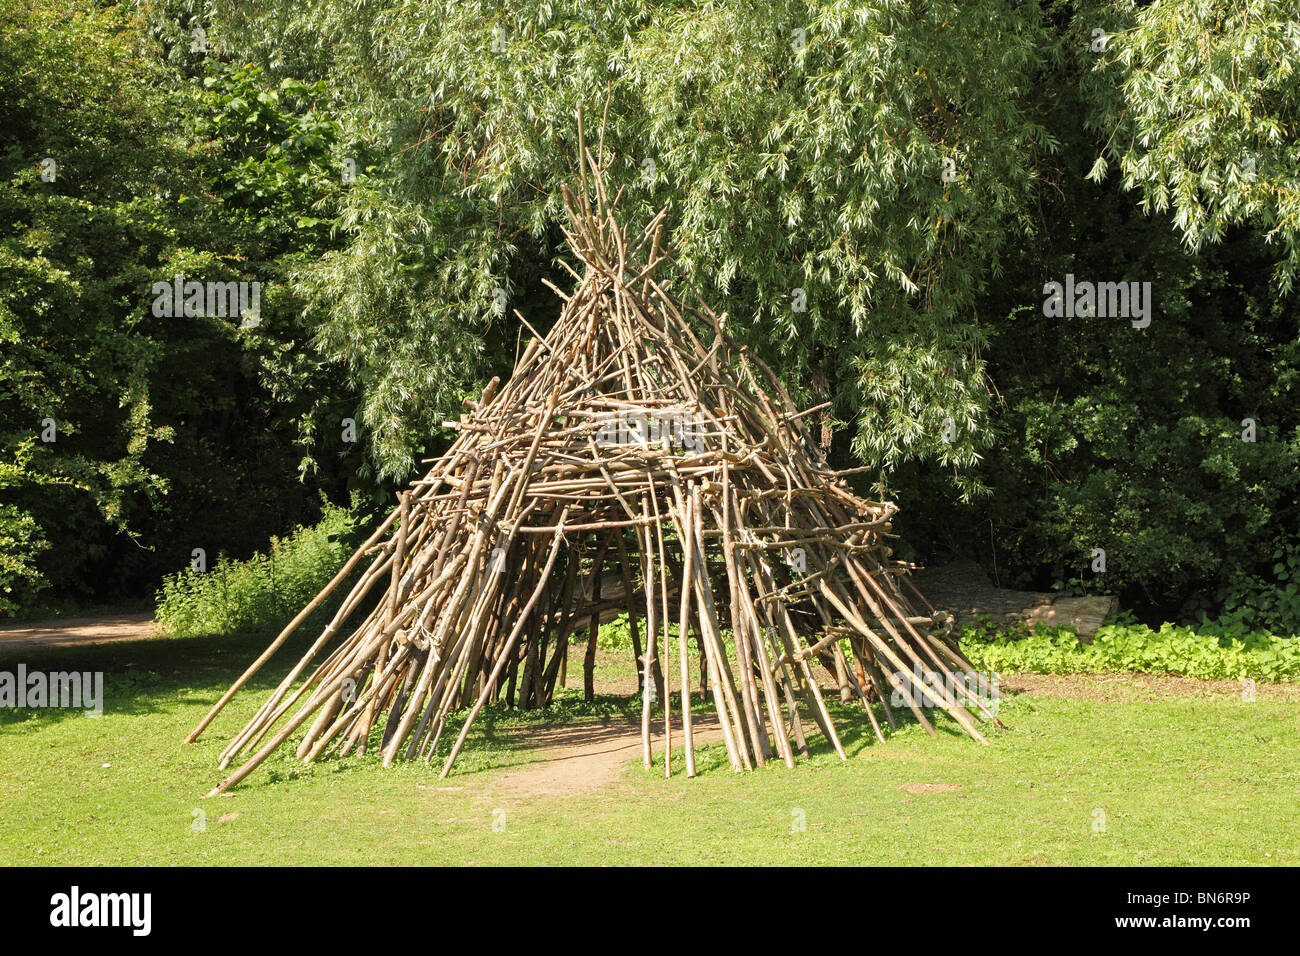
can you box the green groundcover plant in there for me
[960,617,1300,683]
[595,610,1299,683]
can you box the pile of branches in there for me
[191,138,998,795]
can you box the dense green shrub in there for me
[891,5,1300,615]
[0,0,360,612]
[894,212,1300,605]
[154,497,366,637]
[0,503,49,615]
[1192,535,1300,637]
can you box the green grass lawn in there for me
[1,628,1297,865]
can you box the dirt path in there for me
[486,713,727,797]
[0,613,157,652]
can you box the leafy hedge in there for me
[0,1,357,613]
[154,498,365,637]
[960,619,1300,683]
[0,503,50,615]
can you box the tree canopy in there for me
[3,0,1298,624]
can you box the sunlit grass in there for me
[1,629,1296,865]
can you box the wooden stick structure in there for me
[191,139,998,796]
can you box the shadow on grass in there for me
[448,689,993,779]
[1,622,1000,788]
[0,622,335,731]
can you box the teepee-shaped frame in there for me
[190,142,998,796]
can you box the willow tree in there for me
[171,0,1300,492]
[170,0,1055,484]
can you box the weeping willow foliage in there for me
[1085,0,1300,293]
[170,0,1300,489]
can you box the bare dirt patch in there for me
[999,672,1299,702]
[0,613,157,652]
[899,782,963,794]
[486,713,726,797]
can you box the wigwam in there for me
[190,139,999,796]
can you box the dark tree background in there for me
[2,0,1297,632]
